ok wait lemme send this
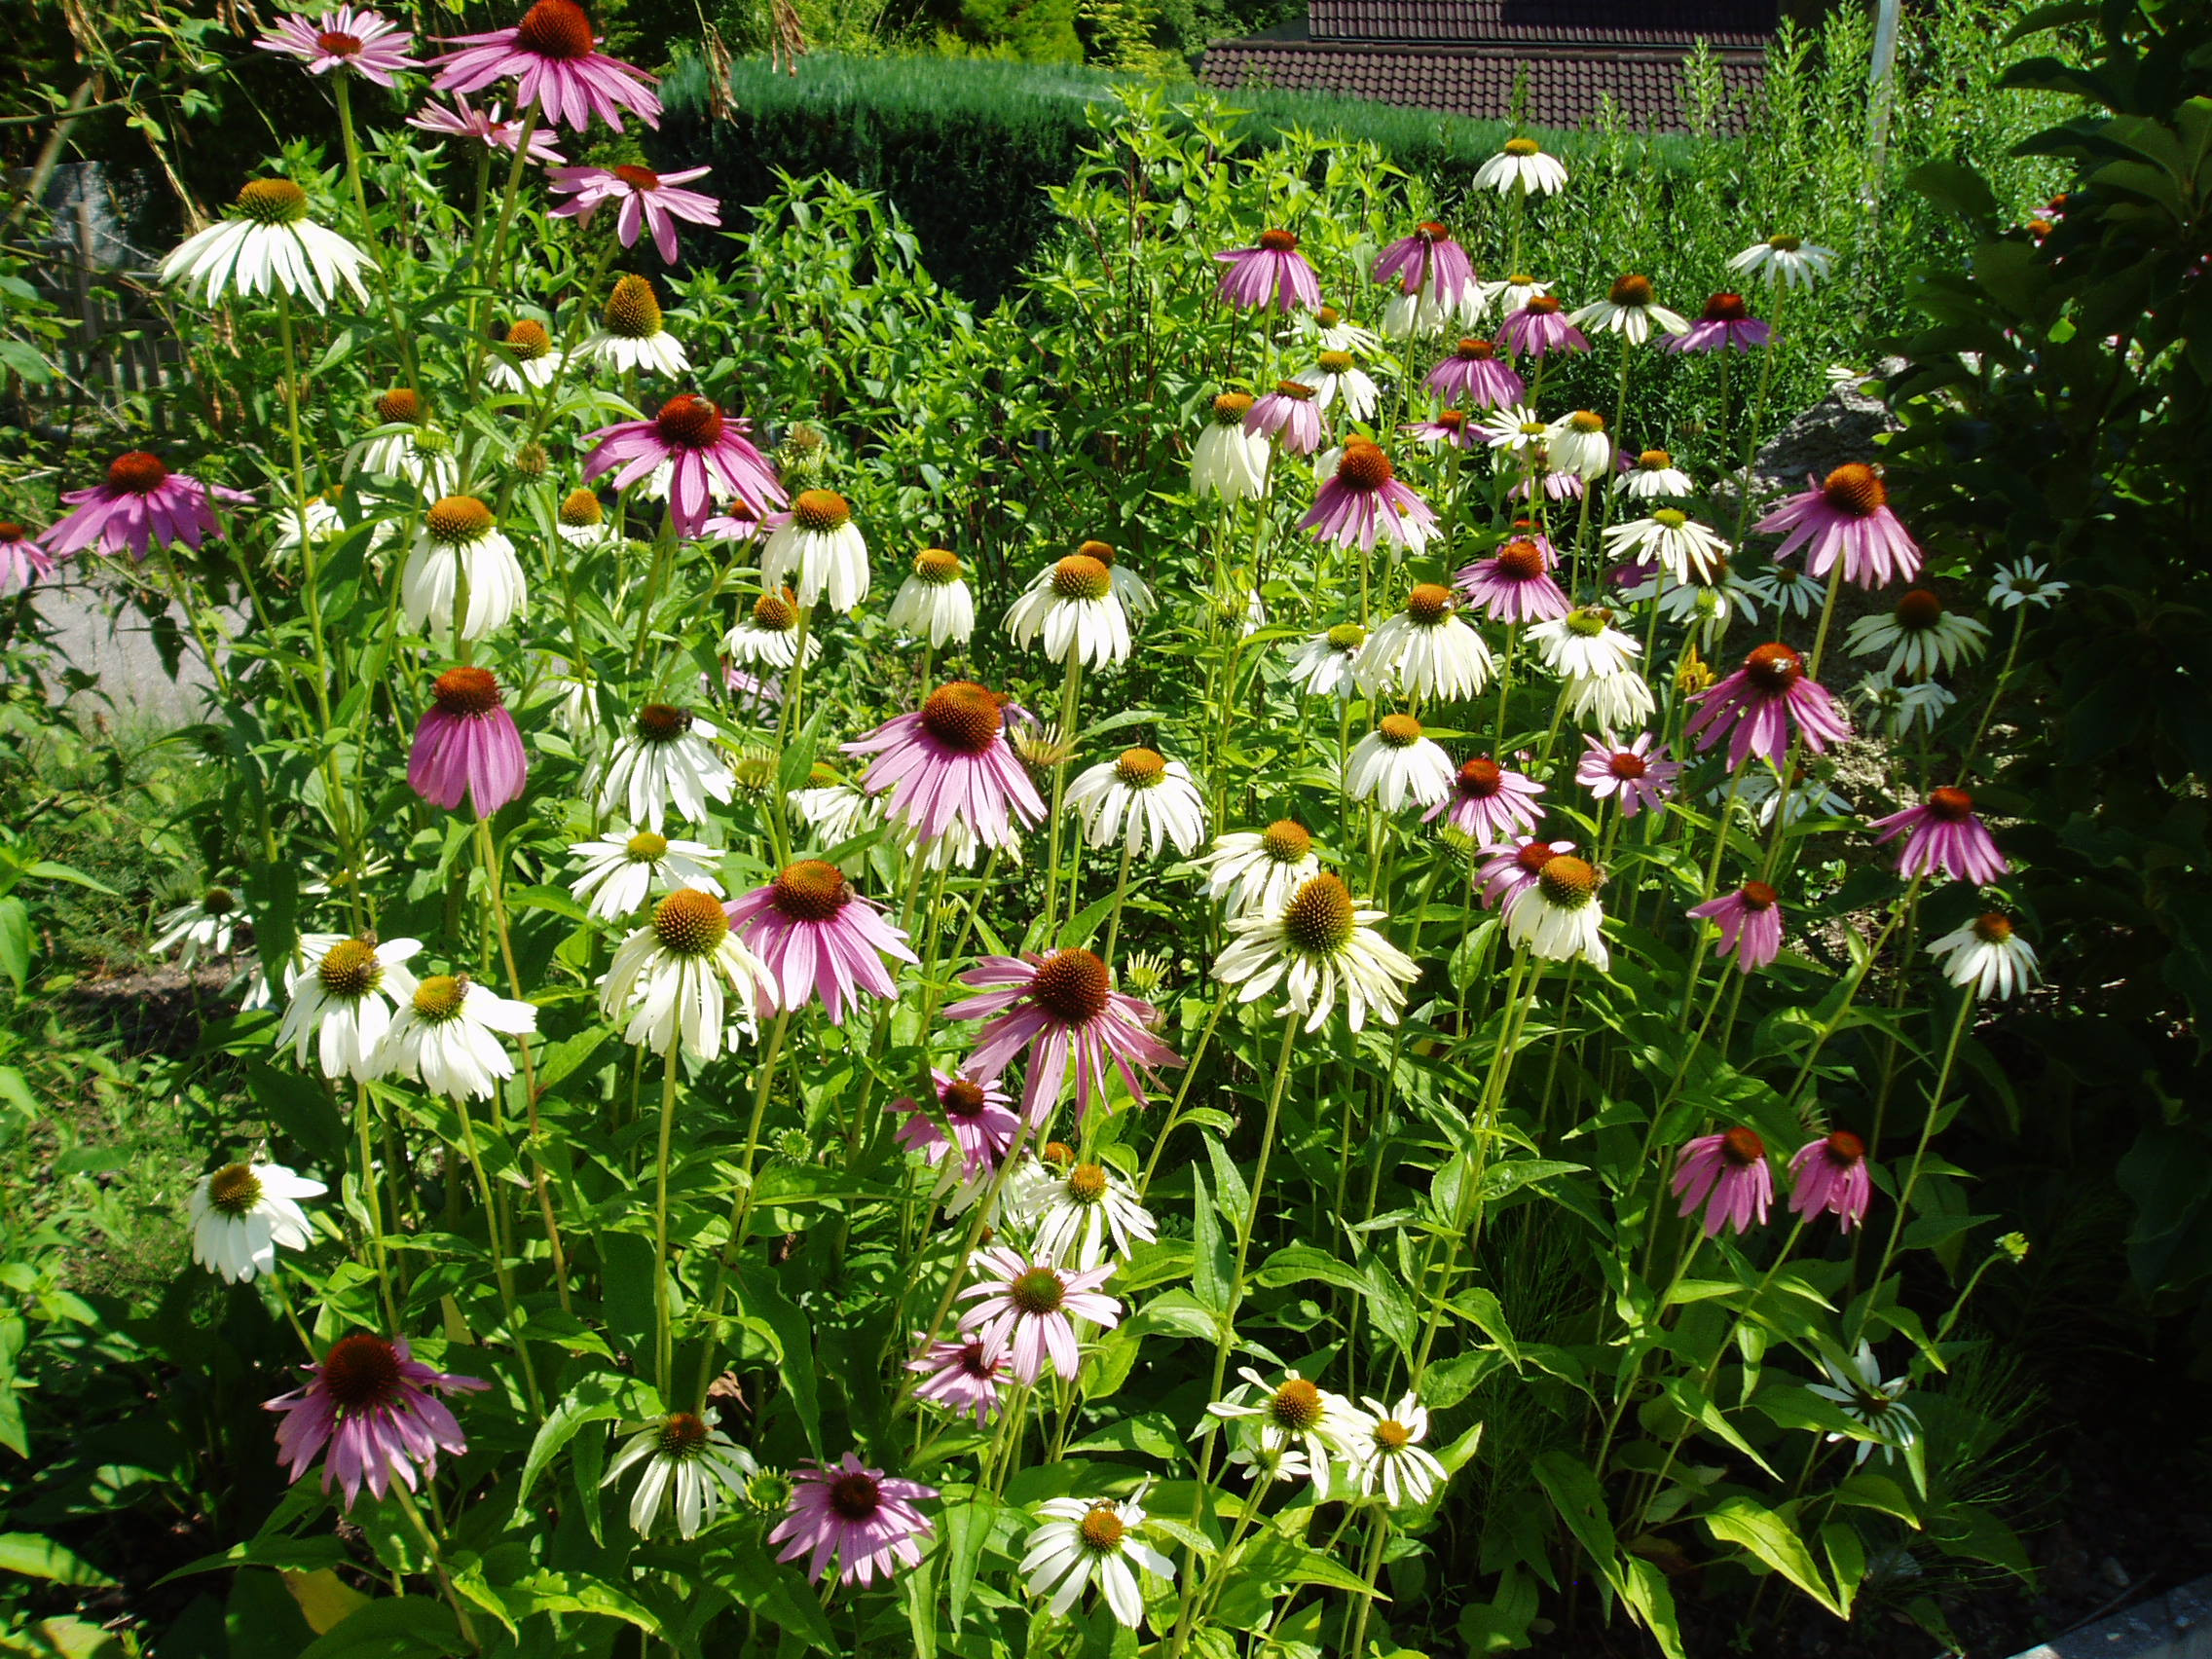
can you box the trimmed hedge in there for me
[654,54,1702,309]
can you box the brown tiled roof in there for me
[1200,34,1764,130]
[1308,0,1774,44]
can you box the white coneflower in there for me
[1355,583,1494,701]
[1615,448,1694,499]
[1545,410,1616,479]
[1504,853,1608,969]
[1845,588,1991,680]
[1988,558,2067,610]
[189,1160,325,1283]
[1012,1158,1158,1270]
[1062,747,1207,858]
[1570,275,1689,345]
[1473,136,1568,197]
[1479,273,1554,313]
[160,177,371,313]
[1193,820,1319,917]
[1563,670,1657,731]
[761,490,868,615]
[1073,539,1155,619]
[1286,623,1365,697]
[1305,350,1381,421]
[1004,550,1131,670]
[1808,1343,1918,1464]
[1604,508,1731,583]
[1480,404,1553,458]
[1733,768,1855,830]
[1336,1392,1448,1507]
[1529,608,1641,679]
[1852,672,1956,738]
[556,488,608,546]
[596,704,736,830]
[1618,562,1758,646]
[1729,234,1839,292]
[276,933,422,1081]
[400,495,527,642]
[1213,872,1419,1032]
[351,391,460,498]
[888,548,976,647]
[790,780,880,849]
[1927,911,2040,1001]
[1744,563,1826,621]
[376,973,538,1099]
[599,889,776,1060]
[1192,393,1271,503]
[151,886,246,968]
[1206,1368,1358,1498]
[487,317,564,391]
[1346,715,1454,812]
[575,273,689,376]
[605,1412,758,1540]
[722,588,822,671]
[1022,1495,1175,1628]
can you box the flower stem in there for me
[651,1044,682,1394]
[690,1010,791,1411]
[1101,837,1137,962]
[1038,653,1086,940]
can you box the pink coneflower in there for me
[957,1245,1121,1382]
[1510,463,1582,503]
[1672,1128,1774,1236]
[1685,643,1852,770]
[843,681,1045,853]
[1665,291,1771,354]
[1456,535,1569,622]
[405,98,569,164]
[432,0,659,132]
[1215,228,1321,312]
[1424,756,1543,841]
[1756,463,1923,588]
[1403,409,1482,451]
[722,860,916,1023]
[1374,221,1476,312]
[906,1338,1010,1423]
[47,452,252,562]
[1788,1130,1871,1232]
[257,6,418,83]
[1476,836,1574,908]
[1496,295,1589,360]
[408,666,527,817]
[1868,788,2008,885]
[890,1069,1019,1181]
[944,948,1180,1126]
[1301,443,1438,556]
[0,522,55,594]
[1424,337,1526,408]
[1575,731,1679,817]
[1688,880,1785,973]
[581,392,783,539]
[265,1333,489,1508]
[548,163,719,263]
[1244,381,1325,457]
[768,1454,937,1587]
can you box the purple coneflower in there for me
[1868,788,2007,886]
[0,522,55,594]
[548,163,719,263]
[1374,221,1476,313]
[581,392,783,539]
[265,1333,488,1508]
[1215,228,1321,312]
[1244,381,1325,458]
[1665,291,1771,354]
[1456,535,1569,623]
[1404,409,1482,451]
[408,666,527,816]
[722,860,916,1023]
[768,1454,937,1586]
[1688,880,1785,973]
[257,6,418,83]
[957,1245,1121,1382]
[843,681,1045,854]
[1756,463,1922,588]
[906,1338,1010,1424]
[1300,442,1438,557]
[48,452,251,561]
[1476,836,1573,909]
[1574,731,1678,817]
[431,0,660,132]
[406,98,568,163]
[1424,756,1543,842]
[1423,338,1525,409]
[1684,643,1851,771]
[1788,1130,1871,1232]
[945,948,1180,1126]
[1496,294,1589,360]
[890,1069,1019,1182]
[1672,1128,1774,1237]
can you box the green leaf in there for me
[297,1596,465,1659]
[725,1537,837,1651]
[513,1374,632,1519]
[0,1533,116,1587]
[1702,1496,1842,1616]
[1253,1244,1369,1294]
[1821,1521,1867,1619]
[1833,1470,1920,1528]
[0,898,29,991]
[740,1268,822,1455]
